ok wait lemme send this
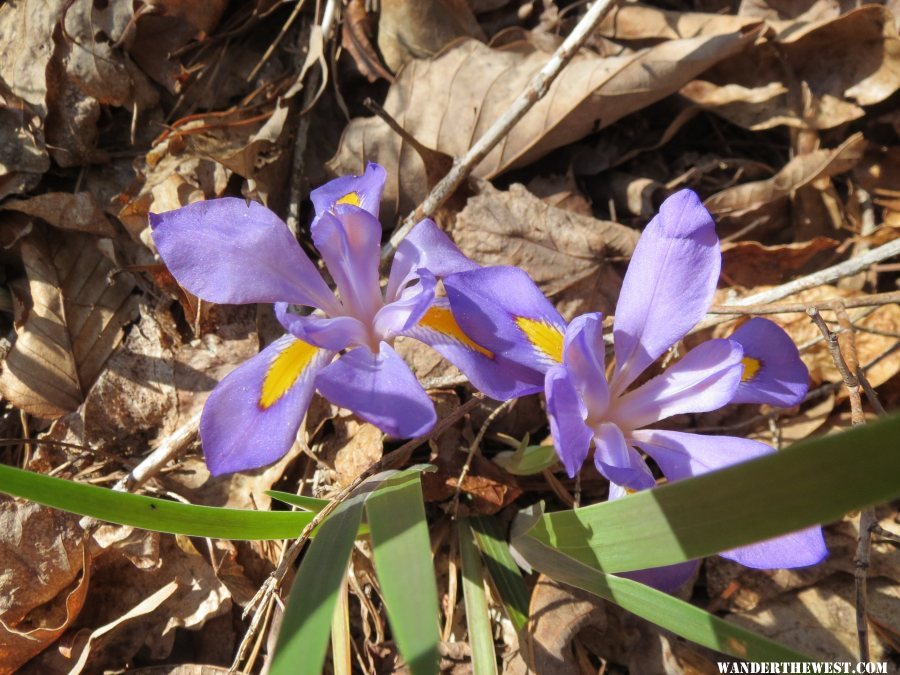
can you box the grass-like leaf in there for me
[366,471,440,675]
[459,519,499,675]
[469,515,529,634]
[0,463,313,540]
[516,413,900,572]
[515,534,811,662]
[266,490,330,512]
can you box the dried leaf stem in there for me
[709,290,900,316]
[380,0,619,261]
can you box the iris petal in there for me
[200,335,334,476]
[545,365,593,477]
[151,198,337,311]
[611,190,720,395]
[593,423,655,490]
[310,162,385,230]
[563,314,610,416]
[729,318,808,407]
[275,303,365,352]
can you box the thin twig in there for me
[708,291,900,316]
[451,399,514,516]
[233,394,484,670]
[380,0,619,261]
[246,0,311,83]
[113,411,202,493]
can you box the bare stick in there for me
[708,291,900,316]
[697,238,900,331]
[380,0,619,261]
[113,411,201,492]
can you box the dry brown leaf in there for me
[681,6,900,130]
[1,192,117,237]
[0,94,49,202]
[342,0,392,82]
[0,229,139,419]
[377,0,485,72]
[704,133,866,219]
[449,182,638,319]
[329,419,384,488]
[330,28,761,222]
[598,4,764,41]
[720,236,839,288]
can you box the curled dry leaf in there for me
[449,182,638,319]
[1,192,117,237]
[330,28,762,222]
[720,236,839,288]
[704,133,867,219]
[681,5,900,131]
[0,230,139,419]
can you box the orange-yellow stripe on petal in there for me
[741,356,762,382]
[259,338,319,409]
[515,317,564,363]
[419,307,493,358]
[336,192,361,207]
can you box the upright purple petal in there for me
[312,208,383,323]
[403,300,545,401]
[729,318,808,407]
[151,198,337,311]
[722,528,827,569]
[563,314,610,416]
[310,162,385,229]
[275,303,366,352]
[444,266,566,374]
[316,343,436,438]
[593,423,656,490]
[200,334,334,476]
[373,270,436,340]
[545,365,593,477]
[612,339,743,430]
[385,219,479,302]
[611,190,720,395]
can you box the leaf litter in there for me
[0,0,897,672]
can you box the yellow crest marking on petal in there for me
[259,339,319,410]
[419,307,493,358]
[336,192,361,207]
[515,317,564,363]
[741,356,762,382]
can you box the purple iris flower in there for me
[443,190,827,582]
[150,163,535,475]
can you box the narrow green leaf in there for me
[516,533,812,662]
[266,490,330,512]
[518,414,900,572]
[0,463,313,540]
[459,519,499,675]
[492,444,558,476]
[366,472,440,675]
[469,516,529,633]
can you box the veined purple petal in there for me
[612,339,743,430]
[275,303,366,352]
[444,266,566,374]
[545,365,593,477]
[151,198,337,311]
[722,528,828,569]
[593,422,656,490]
[630,428,772,482]
[385,219,479,302]
[620,561,700,592]
[611,190,720,395]
[200,334,334,475]
[563,314,610,417]
[729,318,808,407]
[316,343,436,438]
[373,270,436,340]
[310,162,385,229]
[403,299,545,400]
[313,208,383,323]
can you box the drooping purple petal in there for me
[200,334,334,476]
[151,198,337,311]
[612,339,743,430]
[316,343,436,438]
[629,428,773,483]
[729,318,808,407]
[275,303,366,352]
[444,266,566,374]
[563,314,610,416]
[620,561,700,592]
[385,218,479,303]
[722,528,828,569]
[593,422,656,490]
[373,270,436,340]
[310,162,385,228]
[545,365,593,477]
[312,208,383,323]
[403,299,545,401]
[611,190,720,395]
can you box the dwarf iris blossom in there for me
[150,163,535,475]
[443,190,827,578]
